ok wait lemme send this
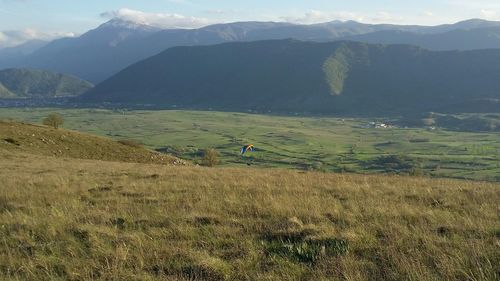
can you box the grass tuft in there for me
[0,196,15,213]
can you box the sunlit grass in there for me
[1,150,498,280]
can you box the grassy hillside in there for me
[82,40,500,114]
[0,120,183,165]
[0,82,16,98]
[0,151,498,280]
[0,68,93,99]
[0,109,498,181]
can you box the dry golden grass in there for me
[0,149,498,280]
[0,120,183,165]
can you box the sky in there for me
[1,0,500,48]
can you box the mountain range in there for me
[81,40,500,115]
[0,68,93,98]
[3,18,500,83]
[0,40,48,62]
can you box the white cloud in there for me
[204,9,234,15]
[481,9,497,19]
[100,8,214,29]
[281,10,427,25]
[0,28,74,48]
[370,11,406,23]
[423,11,435,17]
[281,10,445,25]
[282,10,364,24]
[446,0,500,19]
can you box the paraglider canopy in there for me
[241,144,255,155]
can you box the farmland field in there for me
[0,108,498,181]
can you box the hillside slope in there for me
[4,19,161,83]
[82,40,500,114]
[0,151,498,280]
[347,26,500,51]
[0,120,183,165]
[0,40,47,63]
[0,83,16,98]
[0,68,93,98]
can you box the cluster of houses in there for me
[361,121,397,129]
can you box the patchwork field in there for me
[0,150,498,280]
[0,108,498,181]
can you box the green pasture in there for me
[0,108,498,181]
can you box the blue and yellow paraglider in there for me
[241,144,255,155]
[241,144,255,166]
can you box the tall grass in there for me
[0,150,498,280]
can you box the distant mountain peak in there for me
[455,18,491,24]
[5,17,500,85]
[317,20,362,27]
[79,18,162,47]
[451,18,500,29]
[99,18,160,32]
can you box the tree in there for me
[43,113,64,129]
[202,148,219,167]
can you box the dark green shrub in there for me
[366,154,420,173]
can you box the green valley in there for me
[1,108,498,181]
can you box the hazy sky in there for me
[1,0,500,47]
